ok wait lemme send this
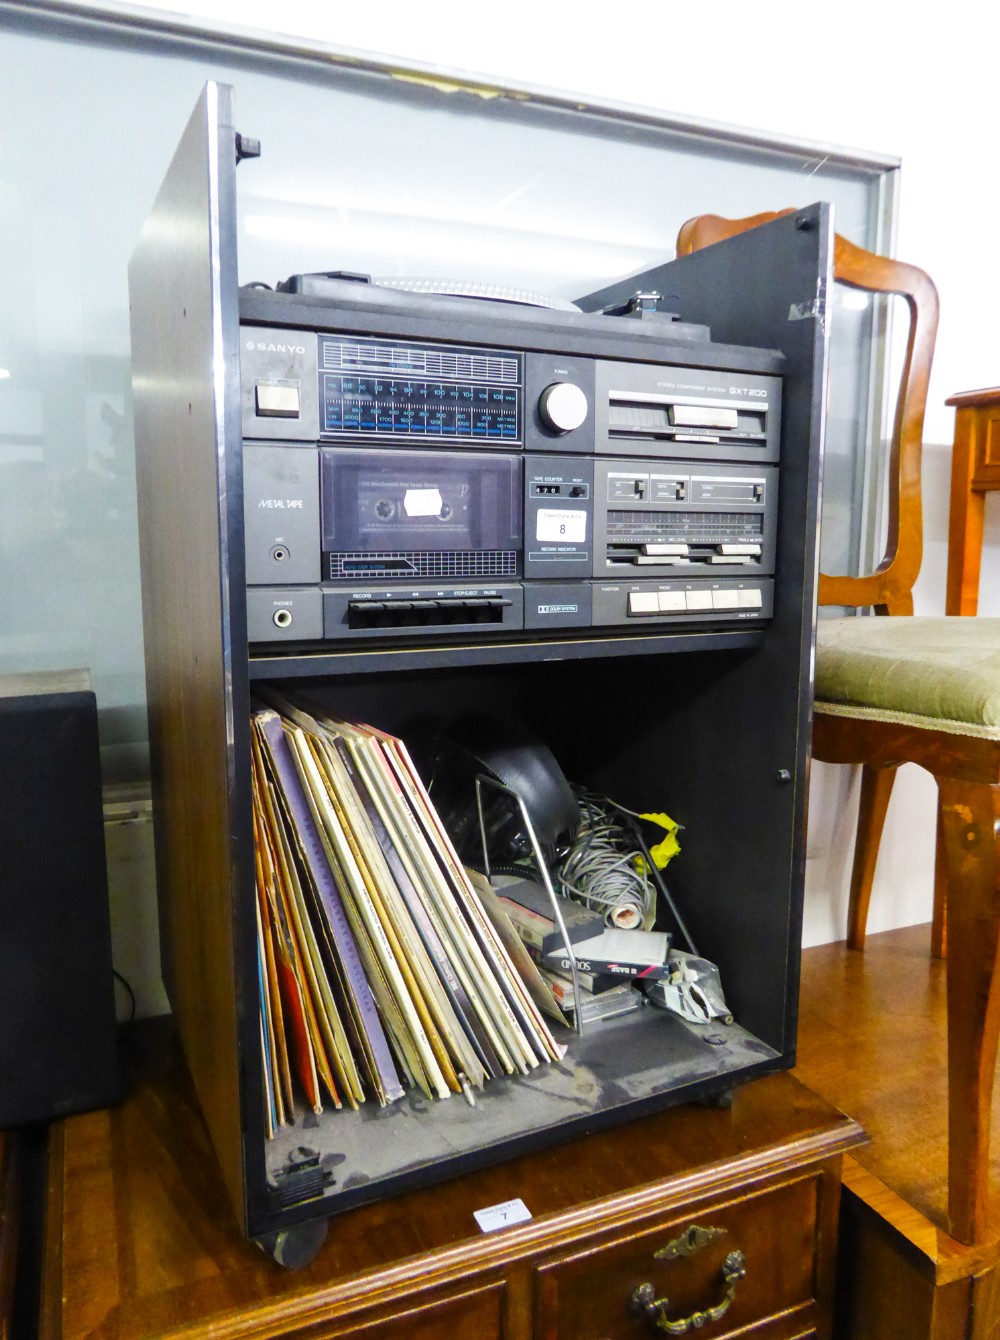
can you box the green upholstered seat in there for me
[814,616,1000,739]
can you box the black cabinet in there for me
[129,82,830,1251]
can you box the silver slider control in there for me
[718,543,762,556]
[642,543,689,556]
[669,404,739,429]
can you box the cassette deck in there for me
[240,278,783,648]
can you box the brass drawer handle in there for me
[629,1249,747,1335]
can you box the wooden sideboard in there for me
[1,1134,20,1340]
[37,1020,863,1339]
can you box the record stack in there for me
[250,698,563,1134]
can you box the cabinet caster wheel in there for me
[697,1085,735,1110]
[256,1217,328,1268]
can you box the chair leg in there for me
[945,419,985,616]
[937,777,1000,1243]
[932,799,948,960]
[846,764,897,951]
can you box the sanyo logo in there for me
[246,340,306,354]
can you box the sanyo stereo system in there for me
[239,278,783,647]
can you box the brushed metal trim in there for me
[5,0,900,175]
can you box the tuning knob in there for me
[538,382,588,434]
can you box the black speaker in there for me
[0,671,120,1127]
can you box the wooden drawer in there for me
[534,1172,823,1339]
[282,1279,506,1339]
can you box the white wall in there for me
[84,0,1000,948]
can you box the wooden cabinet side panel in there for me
[832,1196,971,1340]
[128,81,248,1230]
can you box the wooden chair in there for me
[680,213,1000,1245]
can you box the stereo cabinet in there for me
[129,83,832,1261]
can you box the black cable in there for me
[558,790,654,929]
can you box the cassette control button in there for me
[351,596,516,630]
[737,589,764,608]
[462,598,514,624]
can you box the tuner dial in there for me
[538,381,588,434]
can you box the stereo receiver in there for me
[239,276,783,647]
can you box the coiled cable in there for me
[558,790,656,930]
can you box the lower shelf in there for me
[259,1005,781,1229]
[39,1017,862,1340]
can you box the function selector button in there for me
[255,382,300,418]
[628,591,660,616]
[538,382,588,434]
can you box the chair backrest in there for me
[675,211,939,615]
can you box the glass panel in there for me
[822,287,878,578]
[822,289,906,584]
[0,9,888,778]
[235,94,877,301]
